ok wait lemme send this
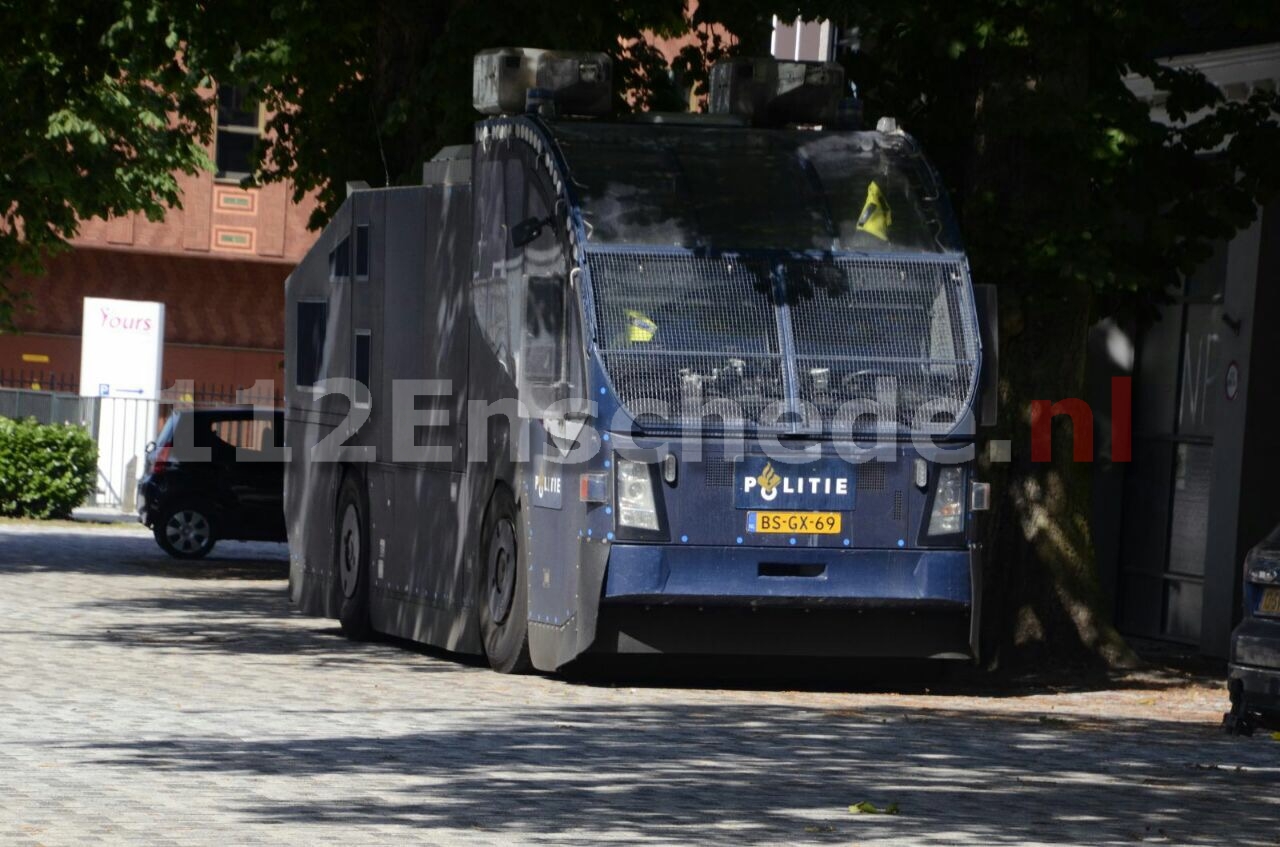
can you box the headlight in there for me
[616,459,659,530]
[1245,547,1280,584]
[928,466,964,536]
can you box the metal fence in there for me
[0,386,94,427]
[0,372,279,511]
[0,370,279,410]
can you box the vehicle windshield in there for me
[550,121,960,253]
[585,252,978,433]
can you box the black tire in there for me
[154,503,217,559]
[1223,683,1256,736]
[335,474,373,640]
[478,487,531,674]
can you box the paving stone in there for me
[0,522,1276,845]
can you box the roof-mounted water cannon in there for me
[708,57,854,128]
[473,48,612,118]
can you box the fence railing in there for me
[0,369,79,395]
[0,375,280,512]
[0,370,279,409]
[0,385,93,428]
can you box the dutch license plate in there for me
[1261,588,1280,616]
[748,511,841,535]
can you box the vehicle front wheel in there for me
[478,487,531,674]
[155,505,217,559]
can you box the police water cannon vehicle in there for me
[284,47,999,674]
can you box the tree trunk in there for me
[966,35,1138,671]
[980,283,1137,669]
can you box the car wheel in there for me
[335,474,374,640]
[478,487,531,674]
[155,505,217,559]
[1223,682,1256,736]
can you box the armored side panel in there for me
[365,182,479,654]
[285,199,356,618]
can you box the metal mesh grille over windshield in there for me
[586,251,978,433]
[788,256,978,432]
[587,253,784,427]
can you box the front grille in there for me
[857,462,887,491]
[704,457,735,487]
[589,252,784,428]
[586,250,979,435]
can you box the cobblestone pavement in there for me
[1,522,1277,846]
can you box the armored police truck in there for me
[284,48,997,673]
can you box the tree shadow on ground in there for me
[563,653,1225,697]
[65,700,1280,846]
[4,528,1225,694]
[0,529,287,580]
[64,578,1226,696]
[64,585,488,671]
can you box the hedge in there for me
[0,416,98,519]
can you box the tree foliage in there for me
[0,0,226,326]
[223,0,694,228]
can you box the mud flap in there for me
[523,425,609,671]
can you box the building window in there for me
[215,86,262,182]
[354,330,372,406]
[296,301,328,388]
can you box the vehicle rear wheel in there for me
[1223,681,1256,736]
[478,487,531,674]
[336,474,373,640]
[155,505,217,559]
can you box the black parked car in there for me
[138,408,287,559]
[1225,522,1280,734]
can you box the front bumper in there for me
[1229,616,1280,714]
[136,479,158,527]
[591,544,977,660]
[602,544,972,607]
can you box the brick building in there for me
[0,87,320,400]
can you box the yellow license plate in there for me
[1261,588,1280,616]
[748,511,842,535]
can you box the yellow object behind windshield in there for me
[626,310,658,343]
[856,181,892,241]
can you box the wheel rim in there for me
[165,509,211,554]
[487,518,517,625]
[339,502,362,598]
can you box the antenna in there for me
[370,101,390,186]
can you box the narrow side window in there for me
[296,301,328,388]
[354,330,372,406]
[355,225,369,279]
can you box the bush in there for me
[0,416,98,519]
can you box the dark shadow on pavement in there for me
[5,527,1225,694]
[63,701,1280,846]
[0,529,287,579]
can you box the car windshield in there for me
[550,121,960,253]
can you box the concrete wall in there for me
[1198,211,1265,656]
